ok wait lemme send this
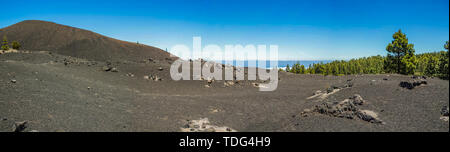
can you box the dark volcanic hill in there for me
[0,20,176,62]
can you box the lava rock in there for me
[400,79,427,89]
[356,110,383,124]
[110,67,119,72]
[126,73,135,77]
[12,121,28,132]
[148,74,161,81]
[442,106,449,116]
[314,90,322,95]
[102,66,112,71]
[349,94,365,105]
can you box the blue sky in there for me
[0,0,448,60]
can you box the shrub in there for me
[11,41,21,50]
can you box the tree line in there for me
[285,30,449,79]
[1,36,21,51]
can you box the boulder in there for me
[346,82,354,88]
[308,94,383,124]
[326,87,335,93]
[400,79,427,89]
[12,121,28,132]
[149,75,161,81]
[224,81,235,87]
[102,66,112,71]
[207,79,214,84]
[314,90,322,95]
[252,83,259,87]
[441,106,449,116]
[356,110,383,124]
[126,73,135,77]
[349,94,365,105]
[110,67,118,72]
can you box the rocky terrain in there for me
[0,21,448,132]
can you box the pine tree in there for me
[424,55,439,76]
[1,36,9,51]
[439,41,449,79]
[385,30,416,74]
[300,65,305,74]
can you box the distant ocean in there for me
[216,60,332,69]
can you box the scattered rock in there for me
[11,79,16,83]
[300,109,312,117]
[400,79,427,89]
[12,121,28,132]
[326,87,334,93]
[110,67,119,72]
[205,128,216,132]
[102,66,112,71]
[302,94,383,124]
[252,83,259,87]
[348,94,365,105]
[224,81,235,87]
[153,76,162,81]
[441,106,449,117]
[314,90,322,95]
[207,79,214,84]
[126,73,135,77]
[303,109,312,113]
[356,110,383,124]
[412,75,427,79]
[181,118,236,132]
[158,67,163,71]
[439,106,449,122]
[326,83,352,94]
[346,82,354,88]
[146,74,162,81]
[210,109,219,113]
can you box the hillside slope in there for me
[0,20,176,62]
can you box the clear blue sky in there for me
[1,0,448,60]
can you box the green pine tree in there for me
[385,30,416,75]
[1,36,9,51]
[439,41,449,79]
